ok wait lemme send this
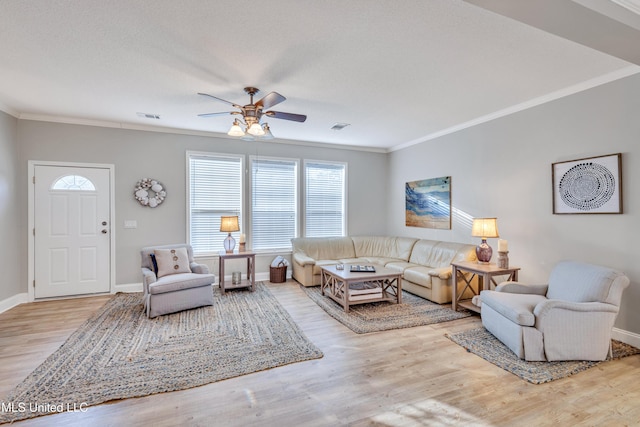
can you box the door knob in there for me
[101,229,108,234]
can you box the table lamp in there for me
[220,215,240,253]
[471,218,499,264]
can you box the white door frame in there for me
[28,160,116,301]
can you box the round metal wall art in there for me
[558,162,615,211]
[134,178,166,208]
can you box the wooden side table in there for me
[451,261,520,313]
[218,250,256,294]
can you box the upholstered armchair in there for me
[140,244,215,318]
[480,260,629,361]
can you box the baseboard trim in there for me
[612,327,640,348]
[0,293,28,314]
[113,283,143,293]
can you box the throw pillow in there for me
[149,253,158,274]
[154,247,191,278]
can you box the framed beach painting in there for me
[552,153,622,214]
[405,176,451,229]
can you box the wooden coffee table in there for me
[320,264,402,312]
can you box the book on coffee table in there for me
[350,265,376,273]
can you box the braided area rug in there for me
[301,285,471,333]
[446,327,640,384]
[0,282,322,423]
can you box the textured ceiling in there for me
[0,0,637,151]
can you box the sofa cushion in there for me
[385,261,419,277]
[480,290,548,326]
[383,261,419,275]
[358,256,404,266]
[338,257,362,265]
[403,266,433,288]
[410,240,474,269]
[408,240,441,266]
[292,237,355,261]
[148,272,215,295]
[352,236,417,261]
[313,259,342,275]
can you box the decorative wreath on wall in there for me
[134,178,166,208]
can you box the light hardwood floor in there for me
[1,281,639,427]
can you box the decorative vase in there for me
[232,271,241,285]
[497,251,509,269]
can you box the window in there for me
[51,175,95,191]
[250,156,298,251]
[188,152,243,255]
[304,161,346,237]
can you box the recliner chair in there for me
[480,260,629,361]
[140,243,215,318]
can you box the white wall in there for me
[16,121,388,287]
[6,73,639,337]
[388,73,640,334]
[0,111,21,303]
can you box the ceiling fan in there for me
[197,87,307,140]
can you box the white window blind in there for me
[305,161,346,237]
[188,153,243,255]
[251,157,298,251]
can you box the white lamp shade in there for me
[261,123,274,140]
[471,218,499,239]
[247,122,265,136]
[227,120,245,137]
[219,215,240,232]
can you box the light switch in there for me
[124,220,137,229]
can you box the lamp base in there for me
[476,239,493,264]
[224,233,236,253]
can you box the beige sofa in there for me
[291,236,477,304]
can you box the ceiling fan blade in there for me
[197,111,235,118]
[197,92,242,109]
[255,92,286,109]
[265,111,307,123]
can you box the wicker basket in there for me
[270,262,287,283]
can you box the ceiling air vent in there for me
[136,112,161,120]
[331,123,350,131]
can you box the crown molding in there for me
[0,101,19,118]
[16,114,387,153]
[390,65,640,152]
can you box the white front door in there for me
[34,165,111,298]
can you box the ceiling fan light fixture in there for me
[198,87,306,140]
[227,119,245,137]
[261,123,274,140]
[247,122,265,136]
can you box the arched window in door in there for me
[51,175,96,191]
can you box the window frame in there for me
[303,159,348,238]
[186,151,245,257]
[248,155,300,252]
